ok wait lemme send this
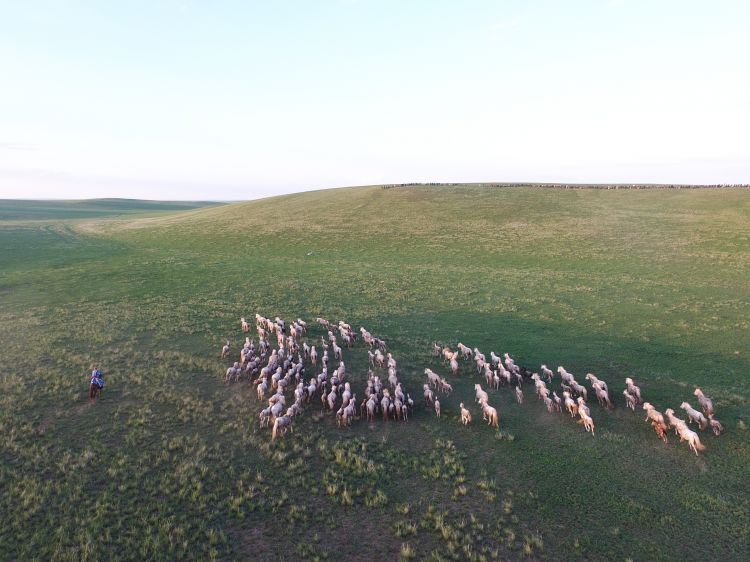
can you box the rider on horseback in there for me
[90,366,105,389]
[84,366,105,401]
[89,367,104,392]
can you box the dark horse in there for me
[89,381,103,401]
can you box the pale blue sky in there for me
[1,0,748,200]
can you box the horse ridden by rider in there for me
[87,367,105,401]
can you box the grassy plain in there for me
[0,198,220,221]
[0,185,748,561]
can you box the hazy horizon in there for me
[2,0,749,200]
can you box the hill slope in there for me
[0,198,221,221]
[1,185,748,561]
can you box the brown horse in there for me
[89,382,103,401]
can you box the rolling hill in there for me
[0,185,748,561]
[0,198,221,221]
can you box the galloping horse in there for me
[86,368,105,402]
[89,380,103,401]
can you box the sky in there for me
[1,0,749,201]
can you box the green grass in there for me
[1,186,749,561]
[0,198,221,221]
